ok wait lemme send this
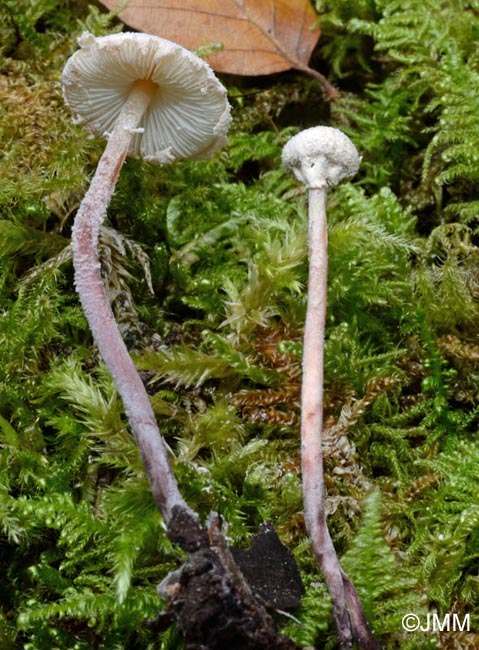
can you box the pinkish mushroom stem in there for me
[283,127,380,650]
[70,79,192,522]
[302,185,353,646]
[301,186,337,562]
[63,32,231,525]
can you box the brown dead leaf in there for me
[98,0,335,95]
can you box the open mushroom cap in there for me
[282,126,360,189]
[62,32,231,164]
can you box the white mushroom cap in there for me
[62,32,231,164]
[282,126,360,189]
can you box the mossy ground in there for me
[1,1,479,648]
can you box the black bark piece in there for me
[232,522,305,610]
[156,507,303,650]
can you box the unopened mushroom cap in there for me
[62,32,231,164]
[282,126,360,189]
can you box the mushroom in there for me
[62,32,231,524]
[283,127,379,650]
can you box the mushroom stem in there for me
[300,187,328,549]
[71,80,195,523]
[302,188,380,650]
[301,188,351,645]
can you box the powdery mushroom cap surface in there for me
[62,32,231,164]
[282,126,360,189]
